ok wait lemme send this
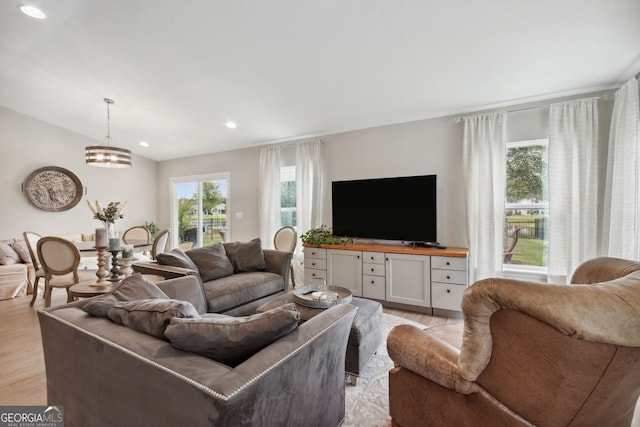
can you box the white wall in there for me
[157,115,468,248]
[0,106,158,240]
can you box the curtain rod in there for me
[255,138,326,151]
[454,92,615,123]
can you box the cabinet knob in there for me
[446,289,451,293]
[312,262,316,266]
[447,275,451,280]
[371,280,375,284]
[370,256,374,260]
[446,262,450,266]
[371,268,374,272]
[312,273,316,277]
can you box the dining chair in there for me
[151,229,170,259]
[35,236,94,308]
[24,231,45,305]
[274,226,297,288]
[122,226,151,245]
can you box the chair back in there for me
[122,226,151,245]
[23,231,42,269]
[274,226,297,252]
[37,237,81,279]
[152,229,170,258]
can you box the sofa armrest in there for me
[387,324,478,394]
[206,303,358,426]
[263,249,292,284]
[132,261,198,280]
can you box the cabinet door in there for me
[385,253,430,307]
[327,249,363,296]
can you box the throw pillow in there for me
[185,243,233,281]
[0,242,20,266]
[165,303,300,366]
[223,237,267,273]
[156,248,199,272]
[10,241,32,263]
[83,273,170,318]
[107,299,200,340]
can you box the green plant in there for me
[144,221,159,239]
[300,225,352,247]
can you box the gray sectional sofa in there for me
[133,238,293,316]
[38,274,358,427]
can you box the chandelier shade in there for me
[85,145,132,168]
[86,98,132,168]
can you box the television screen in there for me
[332,175,437,243]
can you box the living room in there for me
[2,1,640,426]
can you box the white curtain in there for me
[258,146,282,249]
[603,78,640,259]
[294,140,325,285]
[462,112,507,283]
[548,98,599,283]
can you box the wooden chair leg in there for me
[290,264,296,289]
[29,277,40,307]
[66,288,73,303]
[44,282,52,308]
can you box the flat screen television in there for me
[332,174,437,244]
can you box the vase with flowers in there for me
[87,200,126,238]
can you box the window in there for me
[504,139,548,269]
[171,173,229,249]
[280,166,296,227]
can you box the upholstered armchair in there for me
[387,257,640,427]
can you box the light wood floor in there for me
[2,290,638,427]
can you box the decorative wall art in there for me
[23,166,83,212]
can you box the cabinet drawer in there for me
[431,256,467,271]
[304,248,326,260]
[305,259,326,270]
[431,269,467,285]
[363,262,385,277]
[363,251,385,264]
[363,275,386,300]
[304,268,326,285]
[431,282,466,311]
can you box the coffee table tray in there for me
[293,285,352,308]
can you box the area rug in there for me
[343,313,427,427]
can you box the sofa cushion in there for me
[186,243,234,281]
[156,248,199,272]
[165,303,300,366]
[0,242,20,266]
[156,276,208,314]
[223,238,266,273]
[204,271,285,313]
[84,273,170,318]
[10,241,32,263]
[107,299,200,340]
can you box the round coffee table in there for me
[70,283,114,300]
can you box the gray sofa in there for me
[38,274,358,427]
[133,239,292,316]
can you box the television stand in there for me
[411,241,447,249]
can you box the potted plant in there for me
[300,225,352,247]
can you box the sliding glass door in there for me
[171,173,229,249]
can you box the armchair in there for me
[387,257,640,427]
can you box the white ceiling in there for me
[1,1,639,162]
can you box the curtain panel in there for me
[462,112,507,283]
[603,78,640,260]
[258,146,282,249]
[548,97,600,283]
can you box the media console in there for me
[303,243,469,313]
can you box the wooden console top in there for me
[303,243,468,257]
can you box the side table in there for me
[70,283,114,301]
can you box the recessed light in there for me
[139,141,150,147]
[225,121,237,129]
[18,4,46,19]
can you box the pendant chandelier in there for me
[85,98,132,168]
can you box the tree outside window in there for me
[505,139,549,267]
[281,166,296,227]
